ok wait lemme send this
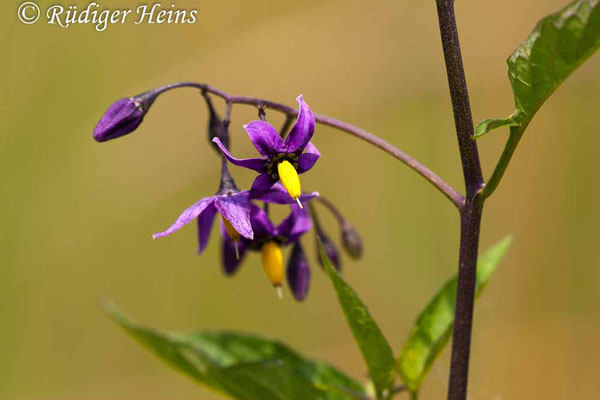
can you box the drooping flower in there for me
[213,95,320,205]
[221,203,314,300]
[154,181,318,258]
[152,188,254,254]
[93,89,162,142]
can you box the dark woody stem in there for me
[436,2,485,400]
[151,82,464,210]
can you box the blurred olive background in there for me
[2,0,600,399]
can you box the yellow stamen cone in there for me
[221,216,241,260]
[277,160,302,207]
[261,241,283,294]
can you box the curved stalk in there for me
[151,82,464,209]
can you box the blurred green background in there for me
[2,0,599,398]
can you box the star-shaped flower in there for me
[213,95,320,206]
[153,183,317,257]
[152,190,253,254]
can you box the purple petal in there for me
[196,204,218,253]
[276,205,313,243]
[214,194,253,240]
[297,142,321,173]
[244,121,286,157]
[287,242,311,301]
[253,183,319,204]
[249,204,276,239]
[153,197,216,239]
[284,95,315,154]
[93,98,145,142]
[249,173,277,197]
[298,191,319,203]
[221,236,246,275]
[213,138,268,173]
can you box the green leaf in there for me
[106,303,366,400]
[319,240,396,400]
[396,236,514,397]
[212,360,329,400]
[473,115,519,138]
[474,0,600,138]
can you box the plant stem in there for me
[279,114,293,137]
[479,124,527,202]
[435,2,483,196]
[316,196,346,224]
[448,203,482,400]
[149,82,464,209]
[435,1,485,400]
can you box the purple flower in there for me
[153,190,254,254]
[221,203,314,300]
[213,95,320,205]
[93,90,160,142]
[154,183,318,257]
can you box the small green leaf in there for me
[106,303,366,400]
[320,240,396,400]
[473,115,518,138]
[396,236,513,397]
[475,0,600,138]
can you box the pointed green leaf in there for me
[320,240,396,400]
[475,0,600,138]
[106,303,366,400]
[396,236,513,397]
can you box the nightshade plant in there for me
[94,1,600,399]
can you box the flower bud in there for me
[204,93,229,151]
[341,221,363,260]
[93,90,158,142]
[316,233,341,271]
[287,242,311,301]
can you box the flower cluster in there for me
[94,87,362,301]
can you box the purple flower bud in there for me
[93,90,158,142]
[341,221,363,260]
[286,242,311,301]
[317,233,341,271]
[203,93,229,151]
